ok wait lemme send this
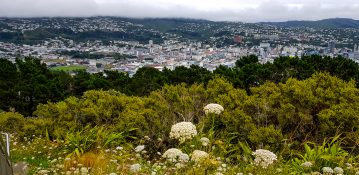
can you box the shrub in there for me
[0,111,25,133]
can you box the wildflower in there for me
[345,163,353,169]
[80,167,88,174]
[116,146,123,150]
[200,137,210,146]
[175,163,185,168]
[162,148,183,162]
[301,162,313,169]
[144,136,150,140]
[134,145,145,152]
[38,170,49,174]
[322,167,334,174]
[130,163,141,173]
[311,172,322,175]
[333,167,344,174]
[169,122,197,142]
[191,150,209,162]
[252,149,277,169]
[203,103,224,115]
[179,153,189,163]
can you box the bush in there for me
[0,111,25,133]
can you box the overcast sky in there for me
[0,0,359,22]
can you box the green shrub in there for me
[0,111,25,133]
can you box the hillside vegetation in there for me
[1,56,359,174]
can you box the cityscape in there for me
[1,17,359,76]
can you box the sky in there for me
[0,0,359,22]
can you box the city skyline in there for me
[0,0,359,22]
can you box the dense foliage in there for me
[2,73,359,174]
[1,55,359,117]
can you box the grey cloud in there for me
[0,0,359,22]
[0,0,98,17]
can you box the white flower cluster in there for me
[169,122,197,142]
[334,167,344,174]
[130,163,141,173]
[200,137,210,146]
[134,145,145,152]
[252,149,277,169]
[203,103,224,115]
[162,148,189,163]
[191,150,209,162]
[322,167,334,174]
[301,162,313,169]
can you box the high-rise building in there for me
[149,40,153,46]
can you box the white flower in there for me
[200,137,210,146]
[191,150,209,162]
[252,149,277,169]
[130,163,141,173]
[301,162,313,168]
[203,103,224,115]
[179,153,189,163]
[38,170,49,174]
[322,167,334,174]
[333,167,344,174]
[162,148,183,162]
[169,122,197,143]
[116,146,123,150]
[175,163,185,169]
[80,167,88,174]
[134,145,145,152]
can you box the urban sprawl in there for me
[1,17,359,76]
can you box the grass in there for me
[50,65,87,72]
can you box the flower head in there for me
[170,122,197,142]
[130,163,141,173]
[134,145,145,152]
[204,103,224,115]
[200,137,210,146]
[191,150,209,162]
[333,167,343,174]
[252,149,277,169]
[322,167,334,174]
[301,162,313,169]
[162,148,183,163]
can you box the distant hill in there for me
[261,18,359,29]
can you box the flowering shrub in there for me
[191,150,209,162]
[169,122,197,142]
[203,103,224,115]
[252,149,277,169]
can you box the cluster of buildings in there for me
[1,17,359,76]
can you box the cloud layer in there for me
[0,0,359,22]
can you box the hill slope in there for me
[261,18,359,28]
